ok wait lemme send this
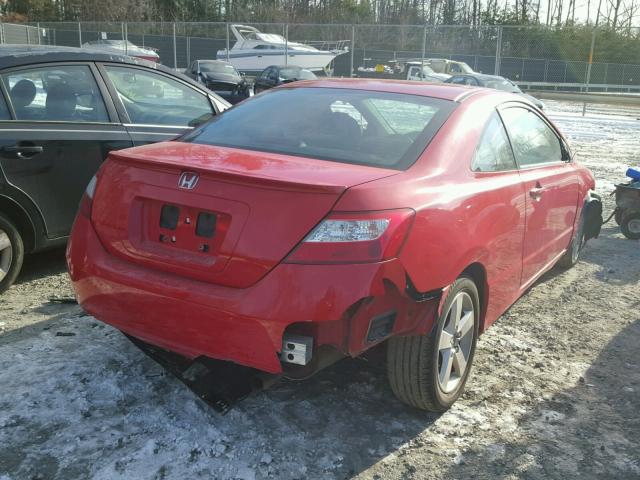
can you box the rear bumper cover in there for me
[67,214,437,374]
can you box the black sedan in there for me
[253,65,316,94]
[0,45,230,293]
[186,59,250,103]
[445,73,545,109]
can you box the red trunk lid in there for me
[91,142,398,288]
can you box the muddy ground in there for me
[0,102,638,480]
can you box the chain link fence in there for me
[1,21,639,90]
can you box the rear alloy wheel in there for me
[0,214,24,294]
[387,276,479,412]
[620,211,640,240]
[557,212,585,268]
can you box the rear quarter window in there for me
[182,87,456,170]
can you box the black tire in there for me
[0,213,24,294]
[620,211,640,240]
[386,276,480,412]
[557,211,585,268]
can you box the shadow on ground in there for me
[442,319,640,479]
[15,247,68,284]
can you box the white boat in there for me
[217,24,347,74]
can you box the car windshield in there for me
[280,68,316,80]
[486,78,521,93]
[182,87,456,170]
[200,62,238,75]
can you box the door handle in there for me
[529,183,544,200]
[2,145,44,158]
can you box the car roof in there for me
[0,44,159,70]
[280,78,487,102]
[0,44,209,91]
[269,65,304,70]
[197,59,231,65]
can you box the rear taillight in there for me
[285,209,415,264]
[78,175,98,219]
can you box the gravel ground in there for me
[0,101,639,480]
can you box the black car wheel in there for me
[0,213,24,294]
[387,276,479,412]
[620,211,640,240]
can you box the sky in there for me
[520,0,640,27]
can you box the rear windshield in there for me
[200,62,238,75]
[182,87,456,170]
[486,79,520,93]
[280,68,316,80]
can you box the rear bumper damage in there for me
[67,214,439,375]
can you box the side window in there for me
[104,65,214,127]
[501,107,562,167]
[450,76,465,85]
[472,111,517,172]
[1,65,109,123]
[0,91,10,120]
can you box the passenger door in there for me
[0,63,132,238]
[500,105,579,286]
[469,111,526,322]
[98,64,218,146]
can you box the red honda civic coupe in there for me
[67,79,600,411]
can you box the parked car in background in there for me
[404,62,450,82]
[356,61,449,82]
[0,45,230,293]
[68,79,601,412]
[82,40,160,63]
[186,59,250,104]
[253,65,316,93]
[424,58,474,75]
[446,73,545,109]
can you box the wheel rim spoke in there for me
[439,348,454,387]
[0,232,10,251]
[457,311,474,338]
[439,330,454,351]
[446,296,463,334]
[453,348,468,376]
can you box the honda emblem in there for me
[178,172,199,190]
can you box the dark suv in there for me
[0,45,230,293]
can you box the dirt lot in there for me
[1,102,639,480]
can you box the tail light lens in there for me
[285,209,415,264]
[78,175,98,219]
